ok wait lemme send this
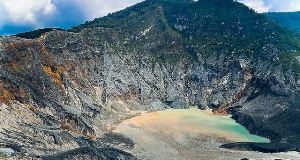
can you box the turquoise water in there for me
[155,109,270,143]
[117,108,270,143]
[115,109,298,160]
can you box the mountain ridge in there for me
[265,11,300,33]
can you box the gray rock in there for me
[211,100,220,108]
[169,97,189,109]
[0,148,14,157]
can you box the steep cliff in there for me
[0,0,300,158]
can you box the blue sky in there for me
[0,0,299,35]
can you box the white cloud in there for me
[73,0,143,20]
[0,0,56,27]
[238,0,300,13]
[275,0,300,12]
[238,0,270,13]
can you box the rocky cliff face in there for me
[0,0,300,158]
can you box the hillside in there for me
[265,11,300,33]
[1,0,300,158]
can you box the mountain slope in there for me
[265,11,300,33]
[1,0,300,158]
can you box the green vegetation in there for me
[265,11,300,79]
[71,0,300,80]
[280,51,300,80]
[15,28,65,39]
[265,12,300,33]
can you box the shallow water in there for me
[114,109,300,160]
[118,108,270,143]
